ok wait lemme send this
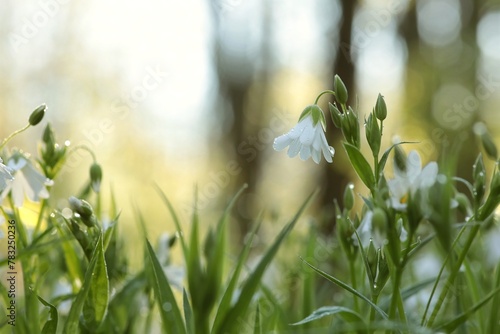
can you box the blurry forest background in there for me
[1,0,499,266]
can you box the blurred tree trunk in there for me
[209,2,272,242]
[319,0,358,235]
[398,0,480,183]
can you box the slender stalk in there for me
[0,124,30,151]
[314,90,337,104]
[33,198,48,237]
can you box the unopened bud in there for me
[329,102,343,128]
[374,94,387,121]
[474,123,498,160]
[343,183,354,211]
[90,163,102,193]
[334,75,348,105]
[394,145,407,172]
[69,196,95,227]
[29,104,47,126]
[365,113,381,156]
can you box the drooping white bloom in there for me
[387,150,438,211]
[0,158,13,192]
[273,105,334,164]
[1,152,54,207]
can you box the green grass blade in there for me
[82,235,109,331]
[291,306,365,326]
[253,304,262,334]
[145,239,186,334]
[435,286,500,332]
[300,259,388,320]
[487,264,500,334]
[204,185,247,312]
[100,271,146,333]
[211,218,262,333]
[63,235,103,333]
[216,191,317,334]
[183,288,195,334]
[38,295,58,334]
[154,183,188,258]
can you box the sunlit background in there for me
[1,0,500,265]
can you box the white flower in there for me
[273,105,334,164]
[387,150,438,211]
[1,152,54,207]
[0,158,13,192]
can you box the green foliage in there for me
[2,79,500,334]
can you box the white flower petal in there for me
[273,134,293,151]
[415,162,438,189]
[299,145,311,161]
[287,138,301,158]
[299,123,315,146]
[311,148,321,164]
[406,151,422,183]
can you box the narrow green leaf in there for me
[145,239,186,334]
[292,306,364,326]
[205,185,247,311]
[82,235,109,331]
[211,219,262,333]
[183,289,195,334]
[487,264,500,334]
[53,216,83,287]
[63,235,103,333]
[216,191,317,334]
[101,271,146,333]
[351,225,375,288]
[343,142,375,190]
[187,191,204,312]
[300,259,388,320]
[435,286,500,332]
[253,304,262,334]
[154,183,188,258]
[38,295,59,334]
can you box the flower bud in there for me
[366,239,378,285]
[371,208,387,232]
[29,104,47,126]
[374,93,387,121]
[43,123,55,145]
[329,102,342,129]
[90,163,103,193]
[69,196,96,227]
[393,145,407,172]
[374,248,390,295]
[343,183,355,211]
[334,75,348,105]
[474,123,498,160]
[365,113,381,156]
[346,107,360,148]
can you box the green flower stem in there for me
[349,258,360,314]
[369,293,379,332]
[68,145,97,162]
[425,223,481,327]
[314,90,337,105]
[8,196,28,248]
[425,199,496,327]
[0,124,31,151]
[33,198,48,238]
